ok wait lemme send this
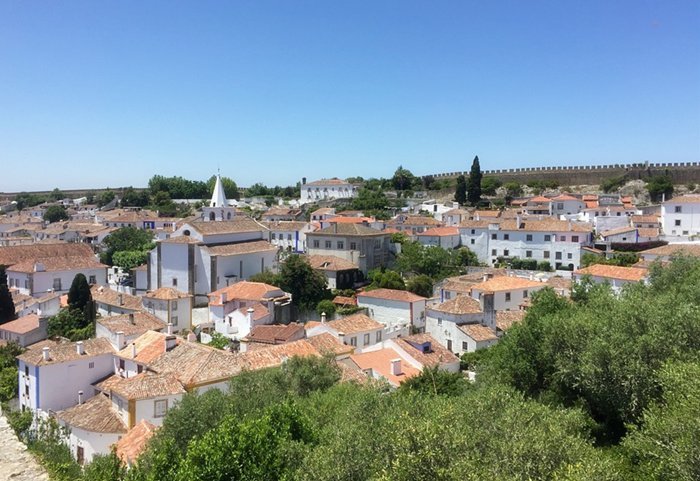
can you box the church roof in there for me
[210,174,228,208]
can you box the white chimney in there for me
[78,390,83,405]
[42,346,50,361]
[321,312,327,323]
[391,358,402,376]
[187,332,197,343]
[164,335,177,351]
[167,323,173,335]
[131,342,137,358]
[129,313,135,325]
[118,293,124,306]
[221,292,228,303]
[76,341,85,355]
[116,331,125,349]
[247,307,254,326]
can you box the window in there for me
[349,337,357,347]
[491,233,497,240]
[313,240,319,248]
[172,316,178,325]
[88,275,96,285]
[77,446,85,465]
[470,239,475,245]
[325,241,332,249]
[154,399,168,418]
[53,278,61,291]
[471,229,475,235]
[350,242,357,250]
[544,251,550,259]
[462,341,469,351]
[88,362,94,369]
[364,333,370,345]
[505,292,511,302]
[544,235,551,242]
[437,318,442,326]
[172,278,178,287]
[503,234,510,240]
[119,359,125,371]
[491,249,497,256]
[376,331,382,342]
[567,253,573,259]
[526,250,532,258]
[523,290,528,298]
[526,234,533,241]
[572,236,579,242]
[271,233,276,240]
[559,235,566,242]
[503,249,509,256]
[337,241,344,249]
[557,203,564,210]
[675,220,682,226]
[675,206,682,213]
[24,365,28,377]
[287,234,292,241]
[555,252,562,260]
[446,339,452,351]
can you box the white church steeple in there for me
[202,171,237,222]
[210,172,227,208]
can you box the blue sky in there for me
[1,1,699,191]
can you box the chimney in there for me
[321,312,327,323]
[221,292,227,303]
[247,307,254,326]
[333,222,338,234]
[131,342,137,358]
[118,293,124,306]
[129,313,135,325]
[167,323,173,335]
[390,358,402,376]
[187,332,197,343]
[78,390,83,405]
[482,272,493,282]
[482,292,496,330]
[76,341,85,355]
[116,331,125,349]
[42,346,50,361]
[164,335,177,351]
[516,214,522,228]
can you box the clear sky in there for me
[1,1,699,192]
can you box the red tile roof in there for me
[574,264,648,282]
[0,313,40,334]
[357,288,426,303]
[116,420,157,466]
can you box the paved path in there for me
[0,412,48,481]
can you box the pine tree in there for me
[454,175,467,205]
[67,273,94,326]
[0,266,16,324]
[467,155,483,206]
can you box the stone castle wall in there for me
[426,161,700,185]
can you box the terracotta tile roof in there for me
[472,209,501,218]
[552,194,580,201]
[357,288,426,303]
[98,372,186,400]
[305,332,354,356]
[330,216,374,224]
[305,178,350,186]
[307,255,358,271]
[429,295,482,315]
[396,334,459,367]
[637,228,660,238]
[188,218,267,235]
[310,208,336,215]
[206,240,277,256]
[148,340,241,387]
[244,323,304,344]
[585,201,599,208]
[458,219,498,229]
[496,310,526,331]
[600,226,637,238]
[143,287,191,300]
[0,243,96,267]
[458,323,498,342]
[546,276,572,291]
[100,209,159,223]
[574,264,648,282]
[262,221,308,231]
[338,362,371,383]
[116,420,157,466]
[160,236,201,244]
[389,216,442,226]
[640,244,700,258]
[349,348,420,386]
[92,286,144,311]
[262,207,301,217]
[9,254,106,273]
[631,215,660,224]
[234,303,270,322]
[116,331,175,363]
[238,339,322,370]
[17,337,114,366]
[327,313,383,334]
[528,196,552,203]
[498,218,592,233]
[470,276,544,293]
[664,195,700,204]
[56,394,127,433]
[97,312,167,336]
[332,295,356,306]
[208,281,287,306]
[312,223,386,236]
[0,313,40,335]
[417,227,459,237]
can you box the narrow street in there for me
[0,412,48,481]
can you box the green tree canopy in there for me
[391,166,417,191]
[0,266,16,324]
[406,274,433,298]
[97,190,116,208]
[120,187,150,207]
[367,269,406,291]
[454,174,467,205]
[646,174,674,202]
[43,205,69,223]
[481,176,502,196]
[67,273,92,314]
[101,227,155,266]
[277,254,331,311]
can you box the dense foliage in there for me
[0,341,23,402]
[646,174,674,202]
[397,241,479,279]
[100,227,155,267]
[0,265,16,324]
[43,205,69,223]
[580,251,639,268]
[467,155,482,205]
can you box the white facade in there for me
[661,197,700,240]
[64,425,120,466]
[356,295,427,332]
[300,179,357,204]
[8,266,107,297]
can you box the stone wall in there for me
[426,162,700,185]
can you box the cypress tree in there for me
[0,266,16,324]
[454,175,467,205]
[467,155,483,206]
